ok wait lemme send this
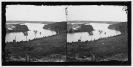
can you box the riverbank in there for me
[67,33,128,62]
[43,22,67,34]
[5,33,66,62]
[108,22,127,33]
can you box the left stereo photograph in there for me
[4,4,67,62]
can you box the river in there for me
[6,23,121,43]
[67,23,121,42]
[5,23,56,42]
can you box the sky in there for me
[6,5,66,22]
[67,5,127,22]
[6,5,127,22]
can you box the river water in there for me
[6,23,121,43]
[67,23,121,42]
[5,23,56,42]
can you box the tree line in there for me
[108,22,127,34]
[6,24,29,32]
[43,22,67,34]
[67,24,94,33]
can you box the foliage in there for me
[43,22,67,34]
[6,24,29,32]
[67,24,94,33]
[79,24,94,32]
[108,22,127,34]
[67,24,73,31]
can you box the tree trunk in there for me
[35,34,36,39]
[91,36,92,41]
[26,54,30,62]
[26,36,27,41]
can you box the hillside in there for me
[67,33,128,62]
[43,22,67,34]
[108,22,127,34]
[5,34,66,62]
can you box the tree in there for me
[22,32,28,41]
[108,22,127,34]
[15,24,29,32]
[98,30,103,38]
[88,31,93,41]
[80,24,94,32]
[34,30,38,39]
[43,22,67,34]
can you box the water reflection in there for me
[67,23,121,42]
[6,23,56,42]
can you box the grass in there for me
[67,33,128,62]
[5,32,128,62]
[5,33,66,62]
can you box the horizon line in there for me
[6,20,127,22]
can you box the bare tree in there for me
[98,30,103,38]
[34,30,38,39]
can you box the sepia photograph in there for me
[2,2,131,66]
[67,5,129,62]
[5,5,67,62]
